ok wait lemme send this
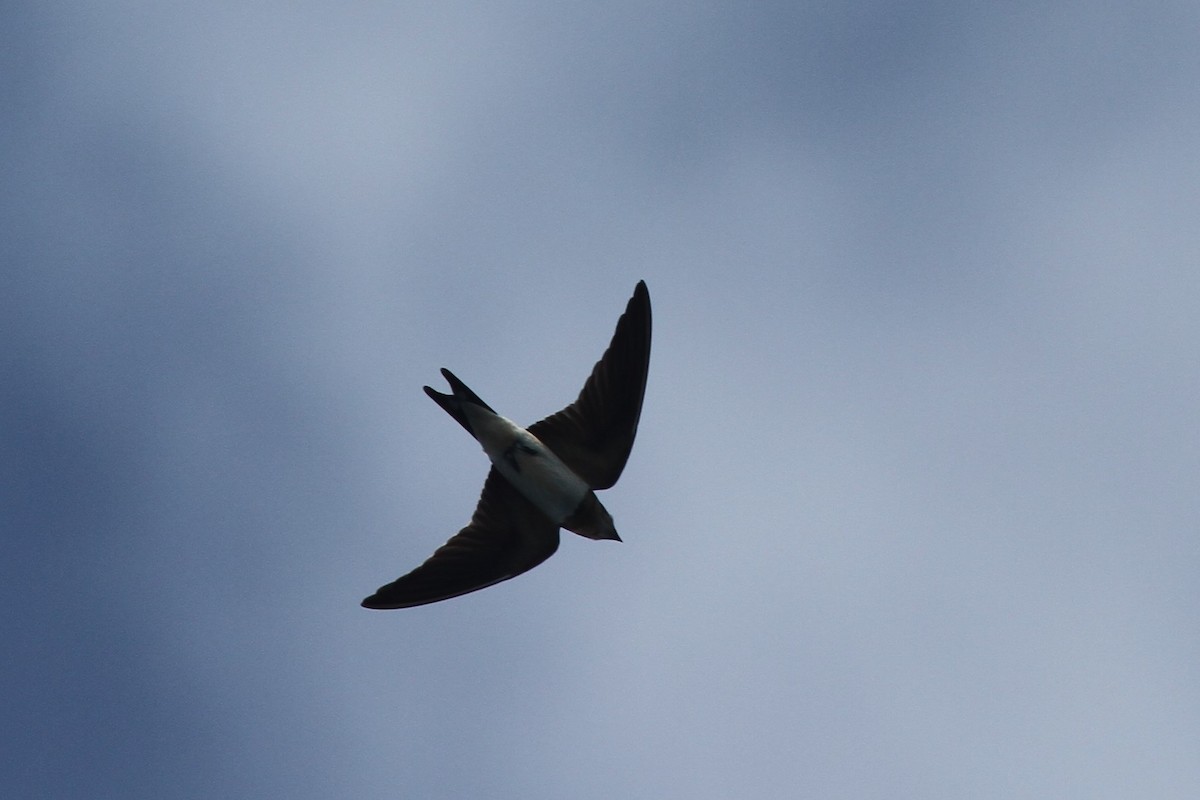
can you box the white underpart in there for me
[463,406,589,524]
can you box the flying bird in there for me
[361,281,651,609]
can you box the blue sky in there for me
[4,2,1199,797]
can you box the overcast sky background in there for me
[4,2,1199,798]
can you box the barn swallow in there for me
[362,281,651,609]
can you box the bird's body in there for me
[361,281,651,609]
[463,407,614,539]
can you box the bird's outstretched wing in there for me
[361,469,560,609]
[529,280,651,490]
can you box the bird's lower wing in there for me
[361,469,561,609]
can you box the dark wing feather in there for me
[528,280,651,490]
[361,469,560,609]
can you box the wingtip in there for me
[631,280,651,318]
[361,592,406,610]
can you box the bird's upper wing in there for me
[528,280,651,490]
[361,469,560,609]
